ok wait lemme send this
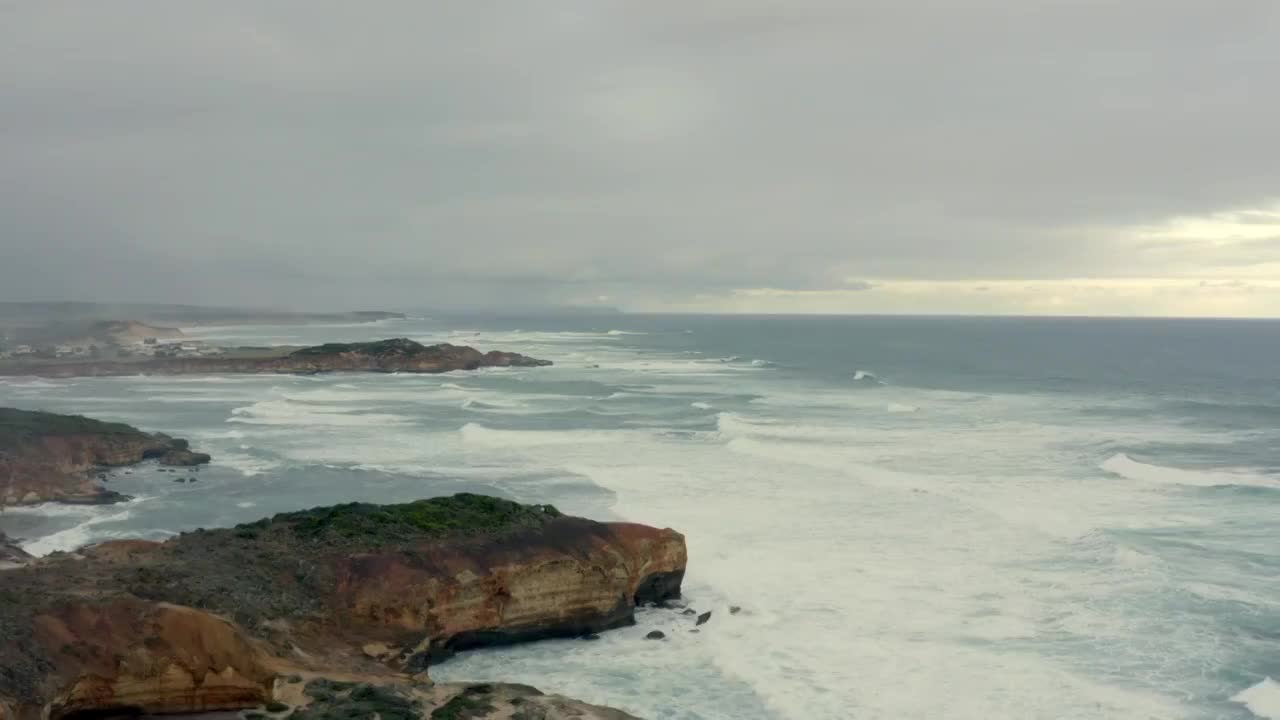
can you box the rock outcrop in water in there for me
[0,407,211,506]
[0,531,30,569]
[0,494,686,719]
[0,338,551,378]
[270,678,642,720]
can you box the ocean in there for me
[2,314,1278,720]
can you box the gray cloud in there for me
[2,1,1278,311]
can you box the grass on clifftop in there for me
[0,407,143,449]
[238,493,563,543]
[289,338,437,358]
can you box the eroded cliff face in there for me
[328,518,686,663]
[0,495,686,719]
[34,600,276,718]
[0,407,210,506]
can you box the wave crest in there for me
[1233,678,1280,720]
[1101,453,1278,488]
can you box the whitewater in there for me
[2,314,1278,720]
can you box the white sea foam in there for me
[0,378,69,389]
[8,319,1270,720]
[21,508,136,557]
[0,502,104,519]
[1112,545,1160,569]
[215,451,284,476]
[887,402,919,413]
[144,394,253,404]
[133,374,280,384]
[1102,453,1279,488]
[228,400,410,427]
[441,417,1189,720]
[459,422,618,448]
[1234,678,1280,719]
[604,357,760,376]
[715,412,859,443]
[460,396,529,412]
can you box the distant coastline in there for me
[0,338,549,379]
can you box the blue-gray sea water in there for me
[2,314,1278,720]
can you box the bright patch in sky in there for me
[1139,205,1280,243]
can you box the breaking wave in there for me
[852,370,884,385]
[21,507,138,557]
[1101,453,1279,488]
[228,400,409,427]
[1233,678,1280,720]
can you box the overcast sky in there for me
[3,1,1279,316]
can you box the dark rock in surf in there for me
[161,449,211,467]
[645,631,666,640]
[696,611,712,626]
[0,531,31,568]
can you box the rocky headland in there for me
[0,494,686,720]
[0,407,210,507]
[0,339,550,379]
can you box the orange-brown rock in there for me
[34,600,275,718]
[329,518,686,664]
[0,494,686,719]
[0,407,210,506]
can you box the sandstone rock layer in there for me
[0,407,211,506]
[0,495,685,719]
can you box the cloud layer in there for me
[3,2,1278,314]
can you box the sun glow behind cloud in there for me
[1138,205,1280,243]
[2,2,1278,315]
[646,203,1280,317]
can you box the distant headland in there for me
[0,338,550,379]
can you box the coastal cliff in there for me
[0,494,686,719]
[0,339,551,379]
[0,407,210,506]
